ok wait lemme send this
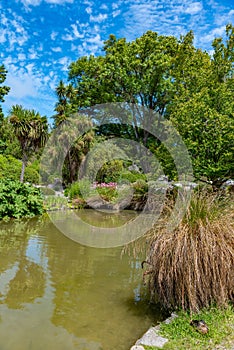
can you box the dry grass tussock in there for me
[143,191,234,312]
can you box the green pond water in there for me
[0,210,165,350]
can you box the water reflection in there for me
[0,213,164,350]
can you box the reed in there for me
[144,191,234,312]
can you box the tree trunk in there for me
[20,154,27,183]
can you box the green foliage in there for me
[56,24,234,187]
[0,180,44,220]
[119,170,147,184]
[170,91,234,185]
[24,166,40,184]
[44,114,94,185]
[168,25,234,186]
[9,105,48,183]
[0,155,21,181]
[132,179,148,195]
[68,31,177,113]
[65,178,92,199]
[96,159,124,183]
[0,155,40,184]
[43,195,68,211]
[82,139,126,183]
[146,305,234,350]
[0,65,10,120]
[182,190,224,228]
[39,187,56,196]
[96,185,118,202]
[0,118,21,157]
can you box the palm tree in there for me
[53,80,77,127]
[9,105,48,182]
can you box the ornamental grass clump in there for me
[144,191,234,312]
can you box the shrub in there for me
[43,195,68,211]
[0,180,44,220]
[96,159,124,183]
[0,154,21,181]
[40,187,56,196]
[96,183,118,202]
[66,179,92,200]
[0,155,39,183]
[24,166,39,184]
[143,191,234,312]
[132,179,148,195]
[119,170,147,184]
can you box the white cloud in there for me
[71,24,84,38]
[0,31,6,43]
[90,13,108,23]
[28,48,39,59]
[184,2,203,15]
[1,13,9,26]
[3,57,16,66]
[100,4,108,10]
[87,34,103,46]
[58,57,71,71]
[5,69,39,99]
[201,25,226,43]
[85,7,92,14]
[45,0,74,3]
[50,31,58,40]
[19,0,74,6]
[18,53,26,61]
[62,33,74,41]
[25,63,35,75]
[1,11,29,51]
[19,0,41,7]
[112,3,120,10]
[62,23,84,41]
[214,8,234,25]
[112,9,121,18]
[51,47,62,52]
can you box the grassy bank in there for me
[145,305,234,350]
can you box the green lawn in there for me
[145,305,234,350]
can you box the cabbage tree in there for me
[9,105,48,182]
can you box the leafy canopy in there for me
[0,64,10,120]
[54,24,234,187]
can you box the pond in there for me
[0,210,165,350]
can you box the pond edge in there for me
[130,313,178,349]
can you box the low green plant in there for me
[0,154,40,183]
[96,159,124,183]
[119,170,147,184]
[145,305,234,350]
[65,179,92,199]
[0,180,44,220]
[96,185,118,202]
[43,195,68,210]
[132,179,148,195]
[40,187,56,196]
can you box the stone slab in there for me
[135,326,168,348]
[130,346,145,350]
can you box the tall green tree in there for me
[54,25,234,187]
[68,32,177,147]
[9,105,48,183]
[169,24,234,186]
[53,80,78,127]
[45,113,94,185]
[0,64,10,120]
[0,117,21,157]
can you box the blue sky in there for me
[1,0,233,120]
